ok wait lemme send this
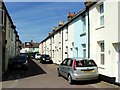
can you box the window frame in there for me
[98,41,105,65]
[81,44,86,58]
[99,3,104,26]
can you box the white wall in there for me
[67,22,74,58]
[89,1,119,82]
[53,30,62,64]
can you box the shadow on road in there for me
[2,59,46,81]
[72,79,101,85]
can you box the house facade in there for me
[20,41,39,53]
[89,0,120,83]
[39,0,120,84]
[72,9,89,58]
[1,2,21,73]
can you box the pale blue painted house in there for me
[72,9,89,58]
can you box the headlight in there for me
[43,58,45,60]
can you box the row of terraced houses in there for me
[0,1,22,74]
[39,1,120,84]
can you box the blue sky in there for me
[5,2,85,42]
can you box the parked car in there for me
[57,58,99,84]
[35,53,41,60]
[40,54,53,64]
[8,54,28,69]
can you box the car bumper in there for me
[72,73,99,81]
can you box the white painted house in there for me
[89,0,120,83]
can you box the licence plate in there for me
[46,60,50,61]
[84,70,92,73]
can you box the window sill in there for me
[65,39,68,41]
[96,26,105,30]
[98,65,105,69]
[80,32,86,37]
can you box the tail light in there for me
[74,59,77,70]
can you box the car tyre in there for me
[57,69,61,77]
[68,74,74,84]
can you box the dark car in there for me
[40,54,53,64]
[8,54,28,69]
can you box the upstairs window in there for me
[100,3,104,26]
[65,26,68,41]
[0,9,4,26]
[82,15,86,32]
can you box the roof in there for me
[23,42,39,48]
[40,1,97,44]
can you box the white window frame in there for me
[82,15,86,33]
[81,44,86,58]
[65,26,68,41]
[98,41,105,66]
[99,3,104,26]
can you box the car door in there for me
[64,58,73,77]
[59,58,69,77]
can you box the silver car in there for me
[57,58,99,84]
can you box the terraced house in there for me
[0,2,21,74]
[39,11,89,64]
[88,0,120,84]
[39,0,120,84]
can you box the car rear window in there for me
[76,60,97,67]
[37,54,40,56]
[16,56,26,60]
[42,55,50,57]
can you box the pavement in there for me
[2,59,120,89]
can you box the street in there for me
[2,59,119,89]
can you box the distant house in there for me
[20,41,39,53]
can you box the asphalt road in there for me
[2,59,119,89]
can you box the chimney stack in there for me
[53,26,58,32]
[84,0,95,7]
[67,12,76,21]
[58,21,64,27]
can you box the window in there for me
[52,36,54,43]
[98,41,105,65]
[100,3,104,26]
[52,50,54,58]
[0,9,4,26]
[82,44,86,58]
[82,15,86,32]
[67,59,73,67]
[61,59,68,66]
[65,27,68,41]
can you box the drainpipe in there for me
[86,6,90,58]
[62,30,63,61]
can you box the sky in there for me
[4,2,85,43]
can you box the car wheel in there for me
[68,74,74,84]
[57,69,61,77]
[41,61,43,64]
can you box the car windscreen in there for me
[76,60,97,67]
[37,54,40,56]
[42,55,50,57]
[16,56,26,60]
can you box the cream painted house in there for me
[89,0,120,83]
[1,2,21,73]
